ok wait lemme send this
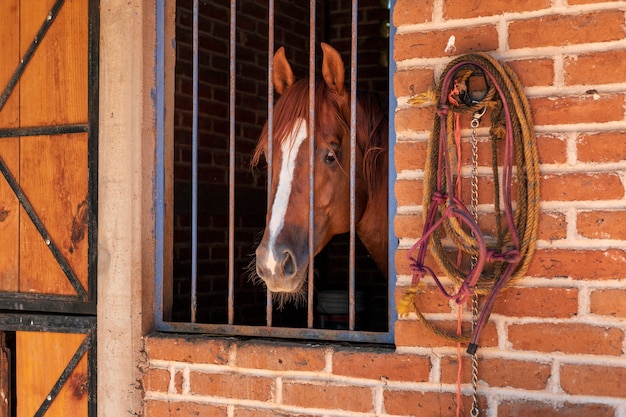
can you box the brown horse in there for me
[252,43,388,296]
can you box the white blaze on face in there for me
[265,117,308,275]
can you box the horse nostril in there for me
[281,251,297,277]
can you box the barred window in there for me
[155,0,395,344]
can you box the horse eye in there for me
[324,150,337,164]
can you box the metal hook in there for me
[471,106,487,128]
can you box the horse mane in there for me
[356,92,388,200]
[251,78,388,201]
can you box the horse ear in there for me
[273,47,294,96]
[321,43,345,96]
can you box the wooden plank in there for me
[19,134,89,295]
[0,332,10,417]
[0,0,20,128]
[20,0,88,127]
[16,331,87,417]
[0,1,20,291]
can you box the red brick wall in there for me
[145,1,626,416]
[392,0,626,416]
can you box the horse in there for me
[251,43,388,298]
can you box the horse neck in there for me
[353,93,388,276]
[356,171,388,277]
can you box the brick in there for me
[537,211,567,242]
[395,249,413,275]
[144,335,231,364]
[394,318,498,349]
[395,178,423,206]
[234,409,308,417]
[508,323,624,355]
[565,50,626,86]
[235,341,325,372]
[530,95,625,126]
[395,105,436,133]
[443,0,550,19]
[394,25,499,61]
[527,249,626,280]
[536,134,567,164]
[384,390,454,416]
[457,131,506,167]
[441,356,551,390]
[578,210,626,240]
[396,284,454,315]
[460,176,510,205]
[383,390,485,417]
[332,348,431,382]
[540,173,624,202]
[392,0,433,27]
[172,369,184,394]
[443,0,550,20]
[395,141,428,172]
[505,58,554,88]
[561,364,626,398]
[394,213,424,238]
[498,400,615,417]
[190,372,273,401]
[577,131,626,163]
[509,11,626,49]
[143,368,170,393]
[590,289,626,318]
[282,381,373,413]
[490,287,578,318]
[144,400,227,417]
[394,68,435,99]
[569,0,617,3]
[396,248,449,277]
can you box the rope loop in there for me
[403,52,540,350]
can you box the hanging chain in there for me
[469,107,485,417]
[469,107,486,219]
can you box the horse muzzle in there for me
[255,243,308,292]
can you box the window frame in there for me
[153,0,398,345]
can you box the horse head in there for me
[252,43,388,296]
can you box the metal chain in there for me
[469,108,485,417]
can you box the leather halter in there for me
[407,59,525,354]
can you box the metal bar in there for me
[0,294,95,315]
[307,0,316,329]
[190,0,199,323]
[0,0,65,113]
[0,313,95,333]
[0,124,88,138]
[266,0,276,327]
[349,0,358,330]
[158,320,395,344]
[0,156,88,300]
[34,329,94,417]
[227,0,237,325]
[87,0,101,309]
[87,324,97,416]
[87,1,101,413]
[154,0,166,325]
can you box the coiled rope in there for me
[402,52,540,353]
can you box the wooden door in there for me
[0,0,98,415]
